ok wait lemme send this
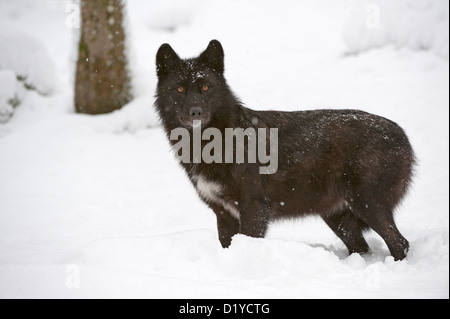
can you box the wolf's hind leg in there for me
[322,208,370,255]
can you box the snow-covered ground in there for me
[0,0,448,298]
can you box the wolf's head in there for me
[155,40,238,131]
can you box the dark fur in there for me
[154,40,416,260]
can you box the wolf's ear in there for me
[199,40,224,76]
[156,43,180,78]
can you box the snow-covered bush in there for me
[0,29,56,95]
[343,0,449,59]
[0,70,17,123]
[0,29,56,123]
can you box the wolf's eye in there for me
[177,86,184,93]
[202,85,209,92]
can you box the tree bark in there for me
[75,0,132,114]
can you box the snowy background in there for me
[0,0,448,298]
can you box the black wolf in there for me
[154,40,415,260]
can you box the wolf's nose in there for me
[189,107,202,120]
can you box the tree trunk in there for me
[75,0,132,114]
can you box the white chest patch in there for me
[195,176,240,220]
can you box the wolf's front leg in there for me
[212,204,240,248]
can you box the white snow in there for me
[343,0,449,60]
[144,0,198,32]
[0,0,448,299]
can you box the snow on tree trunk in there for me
[75,0,132,114]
